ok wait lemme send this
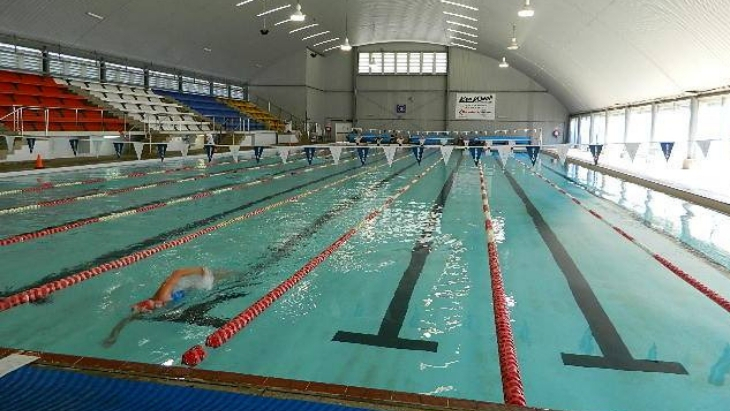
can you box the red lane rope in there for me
[478,166,527,407]
[0,154,343,247]
[515,158,730,315]
[0,153,385,313]
[181,158,443,367]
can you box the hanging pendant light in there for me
[518,0,535,17]
[499,57,509,68]
[340,0,352,51]
[507,24,519,50]
[290,2,306,22]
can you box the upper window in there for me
[358,52,447,75]
[48,53,99,80]
[0,43,42,73]
[106,63,144,86]
[149,70,178,90]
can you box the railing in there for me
[0,105,123,136]
[246,92,304,132]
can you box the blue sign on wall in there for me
[396,104,407,114]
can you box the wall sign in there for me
[455,93,496,120]
[396,104,407,114]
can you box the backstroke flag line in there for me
[624,142,640,163]
[589,144,603,165]
[383,145,396,166]
[660,142,674,162]
[229,145,240,163]
[180,144,189,158]
[357,147,369,165]
[497,146,511,166]
[697,140,712,158]
[304,147,316,165]
[526,145,541,166]
[205,144,215,163]
[254,146,264,163]
[112,142,123,158]
[412,146,424,165]
[440,145,454,165]
[468,147,484,166]
[329,146,343,165]
[133,142,144,160]
[5,136,15,154]
[157,143,167,162]
[556,144,570,165]
[278,147,289,164]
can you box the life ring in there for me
[552,129,561,138]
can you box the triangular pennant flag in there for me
[412,146,424,165]
[4,135,15,154]
[180,144,189,158]
[697,140,712,158]
[440,138,448,146]
[112,142,124,158]
[204,144,215,163]
[70,139,79,156]
[26,137,36,154]
[156,143,168,162]
[497,146,511,165]
[469,147,484,166]
[383,145,397,166]
[624,142,641,163]
[229,145,240,163]
[526,145,541,166]
[556,144,570,165]
[440,145,454,165]
[660,142,675,162]
[253,146,264,163]
[278,147,290,164]
[589,144,603,165]
[91,140,102,157]
[133,142,144,160]
[418,136,426,146]
[357,147,369,166]
[47,138,55,154]
[329,146,343,165]
[304,147,316,165]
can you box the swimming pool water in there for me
[2,148,730,411]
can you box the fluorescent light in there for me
[340,37,352,51]
[257,4,291,17]
[440,0,478,11]
[518,0,534,17]
[324,45,341,52]
[507,38,519,50]
[447,28,478,38]
[312,37,340,47]
[274,19,291,26]
[499,57,509,68]
[86,12,104,20]
[443,11,477,21]
[290,2,306,22]
[235,0,255,6]
[203,47,212,52]
[289,23,318,33]
[451,42,476,51]
[450,36,477,45]
[302,31,330,41]
[446,20,478,30]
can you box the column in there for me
[99,60,106,83]
[649,103,658,144]
[143,68,149,90]
[41,48,50,75]
[589,113,596,144]
[623,107,631,144]
[685,97,699,168]
[604,110,609,143]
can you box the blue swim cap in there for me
[170,290,185,302]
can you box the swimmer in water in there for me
[103,267,230,347]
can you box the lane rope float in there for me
[478,165,527,407]
[514,157,730,315]
[0,151,391,313]
[181,156,444,367]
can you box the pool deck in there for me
[0,347,551,411]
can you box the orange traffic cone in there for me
[34,154,45,169]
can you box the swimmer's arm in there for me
[152,267,205,302]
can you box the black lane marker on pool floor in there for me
[4,158,380,298]
[332,155,463,352]
[145,152,431,328]
[502,167,687,374]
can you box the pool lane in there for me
[487,154,730,411]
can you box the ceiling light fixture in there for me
[442,11,477,21]
[369,54,377,68]
[289,23,318,33]
[446,20,478,30]
[440,0,478,11]
[203,47,212,52]
[257,4,291,17]
[450,36,477,45]
[235,0,255,6]
[302,31,330,41]
[507,24,519,50]
[312,37,340,47]
[518,0,535,17]
[85,12,104,20]
[324,45,341,52]
[451,42,476,51]
[274,19,291,26]
[341,0,352,52]
[499,57,509,68]
[447,28,478,38]
[290,2,306,22]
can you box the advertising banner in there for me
[455,93,496,120]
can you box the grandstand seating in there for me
[0,70,126,133]
[66,80,214,133]
[154,90,264,131]
[219,98,285,132]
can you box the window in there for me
[106,63,144,86]
[230,85,245,100]
[48,53,99,80]
[606,110,626,144]
[593,112,606,143]
[358,52,448,75]
[578,115,591,145]
[212,82,228,97]
[627,105,652,143]
[0,43,42,73]
[182,76,210,95]
[149,70,178,90]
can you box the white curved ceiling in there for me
[0,0,729,113]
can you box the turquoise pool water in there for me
[1,147,730,411]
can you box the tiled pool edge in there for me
[0,347,549,411]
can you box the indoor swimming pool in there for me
[1,146,730,411]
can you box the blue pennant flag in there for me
[26,138,36,154]
[69,139,79,156]
[304,147,316,165]
[526,145,541,166]
[357,147,369,166]
[660,142,675,162]
[468,147,484,166]
[589,144,603,165]
[254,146,265,163]
[204,144,215,163]
[412,146,424,165]
[156,143,168,162]
[113,142,124,158]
